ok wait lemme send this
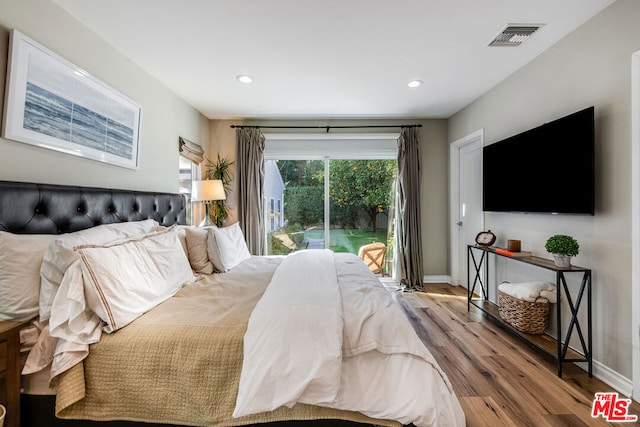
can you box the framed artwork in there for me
[1,30,141,169]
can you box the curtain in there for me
[236,128,266,255]
[396,127,424,291]
[178,137,205,164]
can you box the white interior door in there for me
[450,130,484,287]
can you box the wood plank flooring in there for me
[401,284,640,427]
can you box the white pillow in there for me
[185,227,214,274]
[0,232,56,321]
[77,227,195,332]
[157,224,190,259]
[39,219,159,321]
[206,223,251,272]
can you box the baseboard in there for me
[574,359,633,398]
[423,275,451,284]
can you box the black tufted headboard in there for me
[0,181,187,234]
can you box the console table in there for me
[467,244,592,377]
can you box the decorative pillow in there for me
[175,224,190,258]
[39,219,159,321]
[206,231,225,272]
[0,232,56,321]
[185,227,214,274]
[157,224,190,259]
[206,223,251,272]
[77,227,195,332]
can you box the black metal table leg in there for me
[467,247,487,310]
[556,271,563,377]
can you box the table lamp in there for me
[191,179,226,226]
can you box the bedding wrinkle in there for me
[47,260,101,377]
[235,252,464,426]
[234,250,343,416]
[78,251,117,330]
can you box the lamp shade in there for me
[191,180,226,202]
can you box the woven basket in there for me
[498,290,550,335]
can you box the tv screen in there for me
[483,106,595,215]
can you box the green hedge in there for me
[284,186,324,226]
[285,185,367,228]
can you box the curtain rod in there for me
[230,124,422,133]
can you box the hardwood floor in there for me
[402,283,640,427]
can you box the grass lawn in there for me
[304,228,388,254]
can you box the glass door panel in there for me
[328,159,396,275]
[265,159,324,255]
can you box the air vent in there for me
[488,25,542,47]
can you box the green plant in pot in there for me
[544,234,579,268]
[204,154,234,227]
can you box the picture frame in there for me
[1,30,141,169]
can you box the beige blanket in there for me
[55,255,399,426]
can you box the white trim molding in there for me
[575,360,633,398]
[631,49,640,402]
[449,129,484,287]
[423,275,452,284]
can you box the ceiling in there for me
[53,0,615,120]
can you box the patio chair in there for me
[358,242,387,275]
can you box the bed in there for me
[0,180,465,427]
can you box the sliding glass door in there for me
[264,158,396,276]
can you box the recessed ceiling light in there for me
[408,80,423,88]
[236,75,253,84]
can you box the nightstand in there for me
[0,320,29,427]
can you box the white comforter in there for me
[234,250,465,427]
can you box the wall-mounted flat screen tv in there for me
[483,106,595,215]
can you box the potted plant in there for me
[204,154,234,227]
[544,234,579,267]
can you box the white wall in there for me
[0,0,209,193]
[448,0,639,386]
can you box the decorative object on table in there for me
[494,248,532,258]
[1,30,141,169]
[191,180,226,226]
[544,234,580,268]
[507,239,521,252]
[475,230,496,246]
[204,154,234,227]
[498,281,555,335]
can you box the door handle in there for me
[456,221,463,226]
